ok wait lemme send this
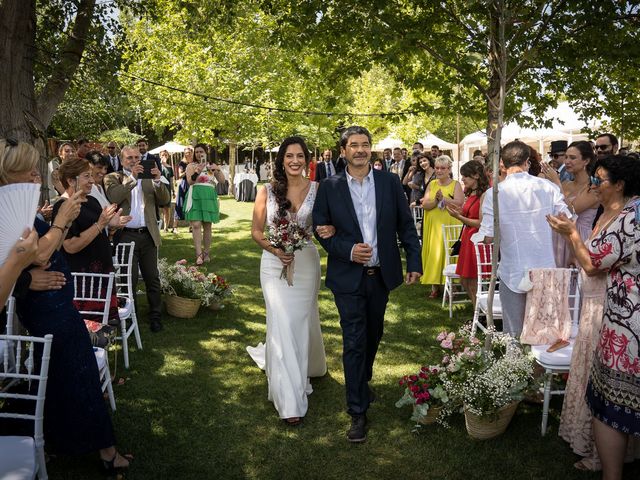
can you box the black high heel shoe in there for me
[101,452,132,475]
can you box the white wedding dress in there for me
[247,182,327,419]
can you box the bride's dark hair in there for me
[272,136,310,217]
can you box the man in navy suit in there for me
[313,125,422,443]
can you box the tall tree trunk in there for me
[0,0,96,202]
[484,0,507,338]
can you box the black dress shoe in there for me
[347,414,367,443]
[150,319,163,333]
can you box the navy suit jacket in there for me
[312,169,422,294]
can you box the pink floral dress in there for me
[585,197,640,437]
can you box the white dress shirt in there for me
[477,172,572,293]
[346,168,379,266]
[122,170,146,228]
[89,184,110,208]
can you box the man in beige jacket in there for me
[104,145,170,332]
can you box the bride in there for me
[248,136,331,425]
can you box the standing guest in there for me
[316,149,337,181]
[135,137,161,170]
[159,150,175,233]
[53,158,130,323]
[0,139,132,474]
[49,141,76,198]
[400,153,418,202]
[476,141,573,336]
[371,158,384,171]
[547,155,640,479]
[528,147,543,177]
[401,148,408,162]
[542,141,599,267]
[412,142,424,153]
[308,154,317,180]
[175,145,194,222]
[431,145,442,159]
[248,136,329,426]
[382,148,393,171]
[594,133,619,159]
[184,143,225,265]
[313,125,422,443]
[105,141,121,173]
[104,145,169,333]
[548,140,573,182]
[420,155,463,298]
[409,153,435,207]
[86,151,111,208]
[389,147,404,179]
[446,160,489,307]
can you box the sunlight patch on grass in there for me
[157,353,195,376]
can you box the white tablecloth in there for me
[233,172,258,187]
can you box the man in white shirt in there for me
[476,140,572,336]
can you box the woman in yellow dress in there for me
[420,155,463,298]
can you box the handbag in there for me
[449,195,479,257]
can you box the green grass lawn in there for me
[48,196,639,479]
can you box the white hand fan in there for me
[0,182,40,267]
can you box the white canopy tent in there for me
[149,141,188,154]
[459,102,601,164]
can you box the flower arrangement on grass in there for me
[201,272,233,307]
[395,364,449,426]
[158,258,205,299]
[437,326,534,419]
[397,325,534,433]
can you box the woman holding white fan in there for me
[0,139,132,475]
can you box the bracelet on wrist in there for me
[50,224,65,234]
[94,223,103,234]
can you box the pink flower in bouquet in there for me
[440,338,453,349]
[436,332,447,342]
[176,259,188,265]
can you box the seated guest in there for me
[476,140,573,335]
[446,160,489,306]
[53,158,130,323]
[0,138,132,474]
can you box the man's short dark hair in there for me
[340,126,372,148]
[431,145,439,150]
[596,133,619,147]
[501,140,530,168]
[136,138,148,145]
[413,142,424,149]
[393,147,401,152]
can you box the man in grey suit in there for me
[104,145,170,332]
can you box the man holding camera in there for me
[104,145,170,333]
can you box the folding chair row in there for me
[441,224,469,318]
[0,334,53,480]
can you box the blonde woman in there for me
[420,155,463,298]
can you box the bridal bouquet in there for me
[266,215,311,286]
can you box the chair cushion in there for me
[443,264,459,277]
[0,436,36,480]
[531,341,575,367]
[118,296,133,320]
[477,294,502,315]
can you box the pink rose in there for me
[436,332,447,341]
[441,339,453,349]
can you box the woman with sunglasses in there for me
[547,155,640,478]
[542,141,600,267]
